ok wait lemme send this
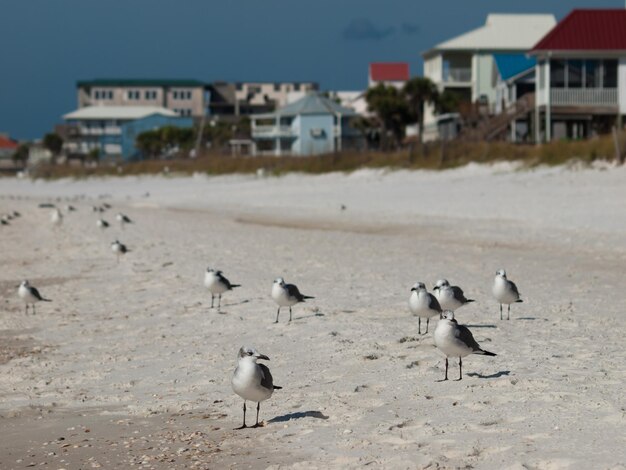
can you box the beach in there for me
[1,162,625,469]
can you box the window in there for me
[294,83,300,91]
[144,90,157,100]
[603,59,617,87]
[585,60,600,88]
[108,91,113,99]
[567,60,583,88]
[550,60,566,87]
[127,90,140,100]
[274,83,280,91]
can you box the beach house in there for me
[529,9,626,142]
[250,92,361,156]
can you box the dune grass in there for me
[27,134,623,180]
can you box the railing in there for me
[252,125,295,137]
[443,68,472,83]
[78,127,122,135]
[551,88,618,107]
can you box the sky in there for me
[0,0,623,140]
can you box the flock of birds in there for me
[7,200,523,430]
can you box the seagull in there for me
[17,280,51,315]
[1,217,8,226]
[65,205,77,212]
[433,311,496,381]
[408,282,442,334]
[492,269,523,320]
[271,277,314,323]
[204,268,241,309]
[116,213,132,229]
[50,208,63,227]
[12,211,21,217]
[96,218,110,230]
[111,240,128,263]
[433,279,474,312]
[231,346,282,429]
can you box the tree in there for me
[365,84,411,150]
[12,143,29,166]
[435,89,461,115]
[43,133,63,164]
[402,77,439,158]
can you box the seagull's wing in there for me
[30,287,50,302]
[507,280,520,297]
[258,363,275,391]
[451,286,469,303]
[428,293,442,312]
[455,324,481,351]
[285,283,304,301]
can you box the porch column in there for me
[545,59,551,142]
[275,115,281,156]
[336,113,342,152]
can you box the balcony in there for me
[550,88,618,107]
[443,67,472,84]
[252,125,295,138]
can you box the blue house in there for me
[63,106,193,161]
[250,92,362,156]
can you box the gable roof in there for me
[63,106,178,120]
[494,54,536,81]
[424,14,556,57]
[531,9,626,52]
[259,92,357,118]
[370,63,410,82]
[77,79,206,88]
[0,135,18,150]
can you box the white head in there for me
[237,346,269,362]
[442,310,455,321]
[19,280,29,288]
[434,279,449,290]
[411,282,426,292]
[496,269,507,278]
[207,267,215,273]
[274,277,285,286]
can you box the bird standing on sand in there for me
[204,268,241,309]
[408,282,442,334]
[116,213,132,229]
[50,208,63,227]
[271,277,314,323]
[97,218,110,230]
[433,279,474,312]
[492,269,523,320]
[231,346,282,429]
[433,311,496,381]
[111,240,128,263]
[17,280,51,314]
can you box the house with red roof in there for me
[0,134,19,160]
[368,63,410,89]
[529,9,626,142]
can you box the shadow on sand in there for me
[466,370,511,379]
[466,324,497,329]
[269,410,329,423]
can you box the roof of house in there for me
[77,79,206,88]
[63,106,179,120]
[494,54,537,81]
[424,14,556,57]
[531,9,626,52]
[0,135,18,150]
[369,63,410,82]
[257,92,357,118]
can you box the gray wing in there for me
[507,280,520,297]
[456,324,481,351]
[285,283,304,301]
[258,364,274,391]
[217,272,232,289]
[30,287,45,301]
[451,286,469,303]
[428,293,442,312]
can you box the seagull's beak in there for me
[410,287,416,292]
[433,286,439,290]
[256,354,270,361]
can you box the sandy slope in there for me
[0,163,625,469]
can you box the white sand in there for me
[1,162,625,468]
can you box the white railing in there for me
[78,127,122,135]
[443,68,472,83]
[551,88,618,106]
[252,125,294,137]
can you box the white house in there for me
[422,13,556,140]
[529,9,626,142]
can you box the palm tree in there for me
[365,84,410,150]
[402,77,439,158]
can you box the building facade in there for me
[530,9,626,142]
[63,106,193,161]
[77,79,208,118]
[250,92,361,156]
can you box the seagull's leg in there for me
[418,317,421,335]
[24,304,28,315]
[33,304,36,315]
[507,304,511,320]
[218,294,222,309]
[500,304,503,320]
[235,401,247,429]
[275,307,280,323]
[252,402,264,428]
[444,358,449,381]
[211,294,214,309]
[455,357,462,381]
[426,317,429,334]
[289,307,292,322]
